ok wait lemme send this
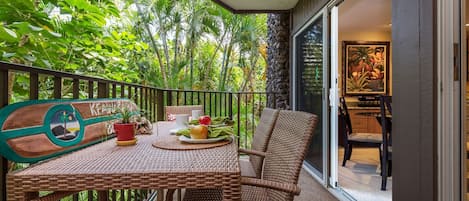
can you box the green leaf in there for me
[10,22,31,34]
[0,26,18,42]
[2,52,15,58]
[23,54,37,62]
[45,31,62,38]
[28,25,43,32]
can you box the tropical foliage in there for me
[0,0,268,95]
[2,0,268,176]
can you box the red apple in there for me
[198,116,211,125]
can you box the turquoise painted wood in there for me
[0,99,138,163]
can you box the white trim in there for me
[303,162,326,183]
[460,0,467,199]
[437,0,461,200]
[329,5,340,188]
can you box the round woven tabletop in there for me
[152,135,232,150]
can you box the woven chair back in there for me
[250,108,279,177]
[262,110,318,201]
[164,105,204,119]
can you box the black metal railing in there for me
[0,61,282,201]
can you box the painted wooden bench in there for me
[0,98,138,163]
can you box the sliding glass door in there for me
[293,11,329,179]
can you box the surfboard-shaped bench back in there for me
[0,99,138,163]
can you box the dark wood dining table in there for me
[356,111,392,130]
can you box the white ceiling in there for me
[339,0,392,32]
[216,0,298,11]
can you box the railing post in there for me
[134,86,138,104]
[150,89,154,122]
[97,191,108,201]
[203,92,206,113]
[228,93,233,120]
[120,84,125,98]
[53,76,62,99]
[156,89,164,121]
[140,87,143,110]
[128,85,132,99]
[209,92,212,116]
[72,79,79,99]
[237,93,241,147]
[97,82,109,98]
[112,83,117,98]
[167,90,173,106]
[88,80,94,99]
[0,69,8,201]
[214,93,217,116]
[153,89,157,122]
[0,71,5,90]
[30,72,39,100]
[144,88,148,114]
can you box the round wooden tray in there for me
[152,135,231,150]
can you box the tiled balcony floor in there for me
[295,169,338,201]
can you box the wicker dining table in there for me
[7,121,241,201]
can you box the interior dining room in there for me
[336,0,392,200]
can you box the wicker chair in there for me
[164,105,204,120]
[166,108,279,201]
[183,110,319,201]
[239,108,279,178]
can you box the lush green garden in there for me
[1,0,269,169]
[0,0,267,96]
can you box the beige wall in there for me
[338,31,393,98]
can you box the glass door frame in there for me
[437,0,464,200]
[291,0,343,184]
[329,4,340,188]
[292,9,330,182]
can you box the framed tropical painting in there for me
[343,41,390,95]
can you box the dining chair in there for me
[339,97,382,166]
[164,105,204,120]
[182,110,319,201]
[164,108,278,201]
[379,95,392,190]
[239,108,279,178]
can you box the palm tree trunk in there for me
[153,8,172,88]
[174,25,180,87]
[135,1,168,88]
[204,30,227,89]
[219,39,234,91]
[241,56,259,92]
[190,40,194,89]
